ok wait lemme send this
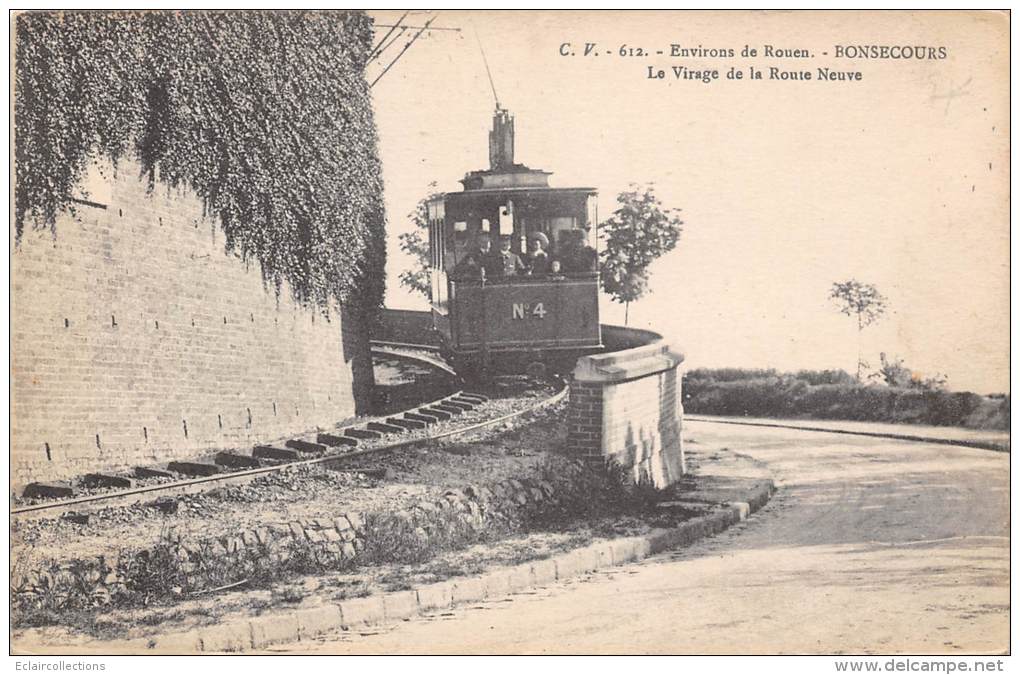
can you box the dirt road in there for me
[275,422,1010,654]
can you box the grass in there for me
[12,457,681,639]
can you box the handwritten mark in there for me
[929,77,973,115]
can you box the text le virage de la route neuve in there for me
[557,43,949,84]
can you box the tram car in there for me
[426,107,602,376]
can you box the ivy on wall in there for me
[14,10,386,311]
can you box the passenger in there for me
[474,234,502,279]
[548,259,566,280]
[524,232,551,276]
[450,252,481,280]
[451,235,496,280]
[558,230,598,274]
[495,234,526,277]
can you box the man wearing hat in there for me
[496,234,527,277]
[525,231,551,276]
[451,234,499,280]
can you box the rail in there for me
[13,346,566,522]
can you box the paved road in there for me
[278,422,1010,655]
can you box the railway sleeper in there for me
[81,473,135,489]
[367,421,405,435]
[134,467,176,480]
[317,432,358,448]
[460,392,489,403]
[448,397,478,410]
[214,452,261,469]
[166,461,222,477]
[252,445,300,462]
[433,403,465,416]
[387,416,426,430]
[405,411,439,425]
[355,466,396,480]
[285,439,328,455]
[419,406,453,421]
[344,428,382,441]
[22,481,74,500]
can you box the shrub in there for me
[684,369,1007,430]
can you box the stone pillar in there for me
[567,338,685,488]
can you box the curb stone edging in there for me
[686,416,1009,453]
[143,478,775,653]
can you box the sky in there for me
[366,10,1009,394]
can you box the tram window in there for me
[499,205,513,234]
[550,217,578,251]
[481,218,490,233]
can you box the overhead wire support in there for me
[369,12,438,88]
[369,25,408,65]
[368,10,409,63]
[375,24,461,32]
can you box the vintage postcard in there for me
[8,9,1010,662]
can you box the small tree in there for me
[397,182,441,300]
[829,279,888,381]
[599,184,683,324]
[875,353,948,391]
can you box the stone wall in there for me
[567,325,685,488]
[10,469,586,618]
[11,161,373,487]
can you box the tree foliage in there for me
[397,183,441,300]
[829,279,888,380]
[599,184,683,322]
[829,280,888,330]
[14,10,386,311]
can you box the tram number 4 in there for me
[512,302,547,320]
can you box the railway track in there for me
[12,343,568,522]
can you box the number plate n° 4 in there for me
[512,302,547,319]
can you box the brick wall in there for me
[11,161,373,488]
[568,328,685,488]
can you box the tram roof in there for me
[428,186,597,202]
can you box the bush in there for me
[684,370,1007,430]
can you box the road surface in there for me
[275,421,1010,654]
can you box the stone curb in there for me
[686,416,1009,453]
[139,478,775,653]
